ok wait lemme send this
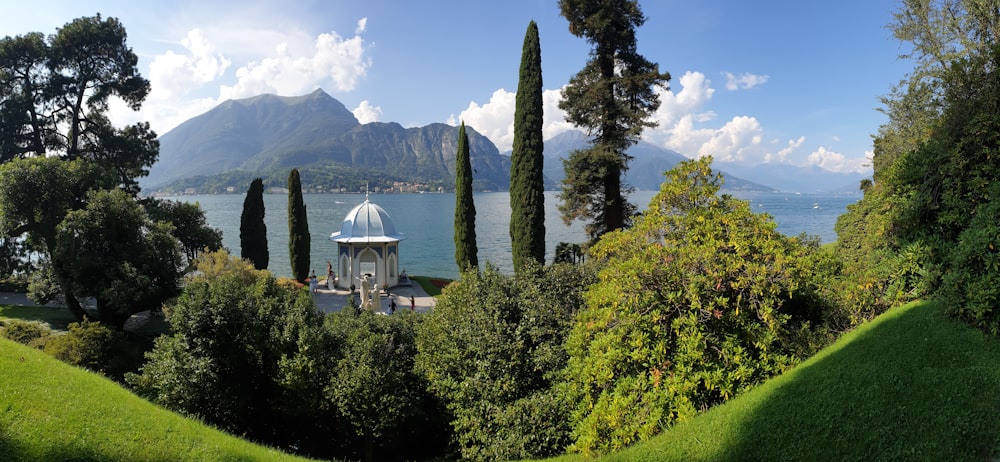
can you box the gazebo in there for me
[329,195,405,290]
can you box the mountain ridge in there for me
[143,89,511,192]
[143,89,866,194]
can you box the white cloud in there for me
[448,87,573,152]
[445,68,863,174]
[219,23,372,100]
[806,146,870,173]
[724,72,769,91]
[148,29,230,100]
[765,136,805,163]
[655,71,715,127]
[656,114,764,163]
[542,88,574,141]
[641,72,763,162]
[121,19,374,136]
[450,89,516,151]
[352,100,382,124]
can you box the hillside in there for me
[146,89,860,195]
[553,300,1000,461]
[0,339,314,461]
[718,162,869,194]
[143,89,511,192]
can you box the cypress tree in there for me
[510,20,546,272]
[240,177,268,270]
[287,168,310,282]
[454,121,478,272]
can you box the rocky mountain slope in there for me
[143,89,510,191]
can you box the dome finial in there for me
[365,181,370,201]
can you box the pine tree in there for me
[558,0,670,241]
[287,169,310,282]
[240,178,268,270]
[454,122,478,272]
[510,20,546,272]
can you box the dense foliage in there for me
[129,251,447,461]
[557,0,670,240]
[0,15,154,192]
[240,177,269,270]
[142,198,222,268]
[833,1,1000,335]
[287,168,311,282]
[53,189,183,329]
[0,157,113,320]
[0,17,216,330]
[128,252,322,448]
[454,121,478,272]
[563,158,813,455]
[510,20,546,272]
[319,310,450,461]
[43,319,119,373]
[0,319,50,346]
[416,262,598,460]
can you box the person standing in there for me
[409,294,415,311]
[309,270,318,293]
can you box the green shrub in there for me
[563,158,808,455]
[0,275,29,293]
[1,319,50,346]
[415,261,597,461]
[940,186,1000,333]
[43,319,117,372]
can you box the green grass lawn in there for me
[552,300,1000,461]
[0,304,78,331]
[0,338,319,461]
[410,275,451,296]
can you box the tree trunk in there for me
[604,165,624,233]
[62,286,88,322]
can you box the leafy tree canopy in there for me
[564,157,807,455]
[416,262,598,460]
[0,14,154,191]
[54,189,184,329]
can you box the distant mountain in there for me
[143,89,511,191]
[539,130,774,191]
[717,163,870,194]
[145,89,855,195]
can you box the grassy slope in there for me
[0,338,317,462]
[0,305,77,330]
[552,300,1000,461]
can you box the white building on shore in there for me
[329,194,405,290]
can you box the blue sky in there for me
[1,1,912,173]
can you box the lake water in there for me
[175,190,860,280]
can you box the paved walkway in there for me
[311,280,436,314]
[0,281,436,316]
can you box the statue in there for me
[360,276,371,309]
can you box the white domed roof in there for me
[329,198,405,243]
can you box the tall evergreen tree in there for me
[510,20,546,272]
[454,122,478,272]
[557,0,670,241]
[287,169,310,282]
[240,177,268,270]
